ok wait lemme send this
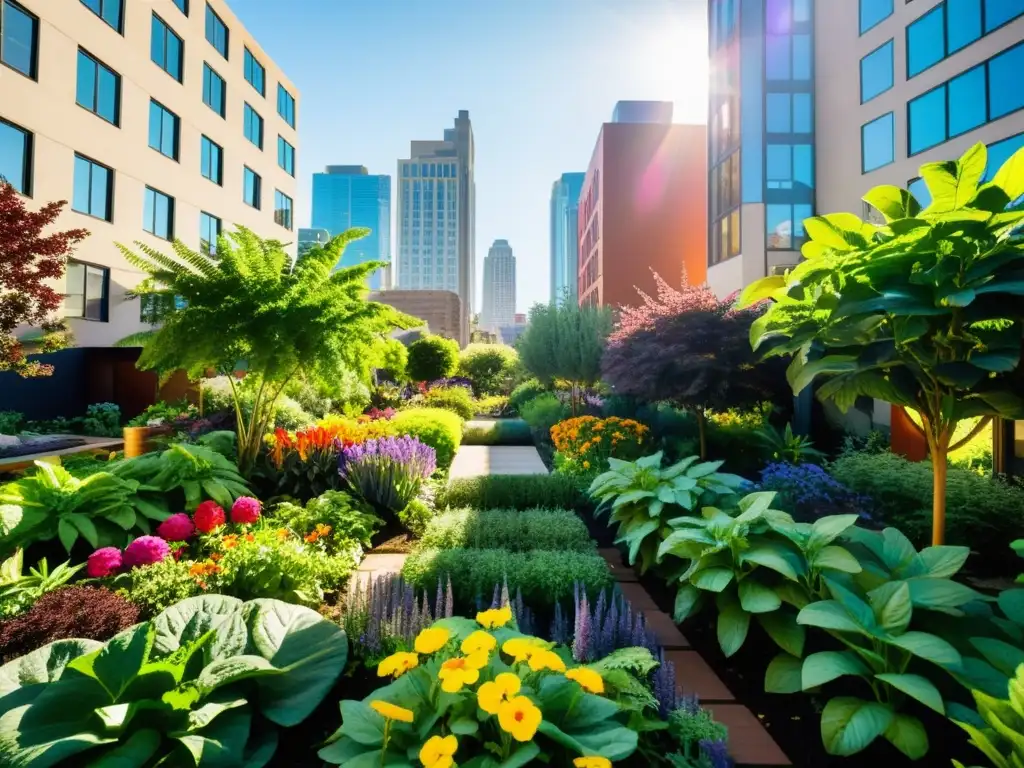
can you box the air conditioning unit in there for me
[770,264,798,276]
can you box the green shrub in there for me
[519,393,567,435]
[267,490,382,555]
[202,376,313,429]
[509,379,547,412]
[399,497,435,536]
[462,418,533,446]
[0,411,23,435]
[401,547,611,611]
[474,394,509,416]
[374,336,408,383]
[458,343,518,395]
[388,407,463,470]
[420,507,593,552]
[424,385,475,420]
[437,474,587,511]
[407,335,460,382]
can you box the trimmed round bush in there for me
[458,344,518,395]
[424,386,475,420]
[509,379,547,413]
[407,335,460,382]
[388,407,463,470]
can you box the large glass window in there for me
[908,87,947,155]
[79,0,122,34]
[948,0,983,54]
[274,190,293,230]
[861,40,893,103]
[277,84,296,128]
[201,135,222,185]
[64,261,108,322]
[199,211,220,255]
[144,186,174,240]
[862,112,895,172]
[150,14,183,82]
[244,47,265,96]
[860,0,893,33]
[767,203,813,250]
[277,136,294,176]
[205,4,228,59]
[907,0,1022,77]
[76,50,120,126]
[148,100,179,161]
[985,0,1024,31]
[907,4,945,77]
[948,65,987,137]
[909,177,932,208]
[243,167,261,209]
[2,0,37,78]
[0,118,31,194]
[766,143,814,188]
[72,154,112,221]
[990,42,1024,119]
[243,103,263,149]
[172,0,188,15]
[202,64,226,117]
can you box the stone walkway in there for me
[448,445,549,479]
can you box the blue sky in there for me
[230,0,708,312]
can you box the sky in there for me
[229,0,709,313]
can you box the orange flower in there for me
[222,534,239,549]
[315,523,332,537]
[277,528,289,540]
[305,531,319,543]
[210,552,222,562]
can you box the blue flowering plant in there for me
[754,462,870,523]
[339,435,436,516]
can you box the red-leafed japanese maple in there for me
[0,181,89,377]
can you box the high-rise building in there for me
[369,290,462,341]
[310,165,390,289]
[481,239,516,331]
[549,172,586,304]
[396,110,475,345]
[611,100,674,124]
[706,0,1024,297]
[578,121,708,308]
[0,0,299,348]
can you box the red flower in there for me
[193,501,226,533]
[230,496,261,525]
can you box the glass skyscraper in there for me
[310,165,391,289]
[549,172,585,304]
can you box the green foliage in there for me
[401,547,612,611]
[406,334,460,382]
[473,394,510,417]
[437,474,588,511]
[0,595,348,767]
[374,336,409,383]
[127,399,197,427]
[202,376,312,430]
[742,143,1024,543]
[457,343,519,394]
[79,402,121,437]
[0,551,84,620]
[388,407,463,470]
[520,392,569,435]
[266,490,382,555]
[509,378,547,413]
[462,418,533,446]
[398,497,434,536]
[424,385,475,420]
[0,412,23,435]
[588,453,746,574]
[420,507,594,552]
[115,556,201,617]
[120,227,413,474]
[755,422,825,464]
[952,662,1024,768]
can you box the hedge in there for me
[419,507,594,552]
[436,474,587,511]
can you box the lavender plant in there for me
[338,435,436,514]
[567,582,660,663]
[666,695,732,768]
[755,461,870,523]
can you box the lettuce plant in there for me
[0,595,348,767]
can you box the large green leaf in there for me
[991,143,1024,204]
[883,712,929,760]
[808,515,861,550]
[802,651,869,690]
[152,595,246,661]
[740,541,803,580]
[820,697,894,756]
[907,579,983,610]
[738,579,782,613]
[765,653,803,693]
[921,145,986,214]
[875,672,945,713]
[758,610,806,657]
[673,585,704,623]
[969,637,1024,678]
[869,581,912,635]
[0,639,102,698]
[716,591,750,658]
[89,624,154,701]
[812,546,863,574]
[692,568,734,593]
[888,631,962,666]
[917,546,970,579]
[863,185,921,222]
[85,728,162,767]
[797,601,863,634]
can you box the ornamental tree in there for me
[609,267,723,344]
[406,335,460,382]
[0,182,89,377]
[118,227,415,475]
[457,343,518,395]
[741,142,1024,545]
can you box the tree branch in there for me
[949,416,993,452]
[901,406,927,438]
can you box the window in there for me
[989,42,1024,119]
[908,87,947,155]
[909,177,932,209]
[243,167,261,209]
[860,0,893,32]
[985,0,1024,32]
[202,64,226,117]
[243,103,263,149]
[150,14,183,82]
[861,112,894,172]
[766,143,814,188]
[199,211,221,255]
[948,65,987,137]
[172,0,188,14]
[274,190,293,230]
[709,209,740,265]
[148,100,180,161]
[76,50,120,125]
[767,203,813,250]
[201,135,222,185]
[2,0,37,78]
[277,136,294,176]
[205,4,228,58]
[80,0,122,34]
[65,261,109,322]
[0,118,31,194]
[244,47,265,95]
[861,40,893,103]
[948,0,982,54]
[72,154,113,222]
[986,132,1024,182]
[907,0,1023,78]
[907,4,945,77]
[277,84,296,128]
[144,186,174,240]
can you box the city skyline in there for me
[481,238,516,331]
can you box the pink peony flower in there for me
[87,547,123,578]
[193,501,226,533]
[156,513,195,542]
[230,496,261,525]
[123,536,171,568]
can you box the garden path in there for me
[448,445,549,478]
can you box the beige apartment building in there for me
[0,0,299,348]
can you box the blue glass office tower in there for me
[549,173,586,304]
[310,166,391,289]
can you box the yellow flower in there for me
[370,700,414,723]
[528,649,566,673]
[574,758,612,768]
[377,651,419,678]
[476,605,512,629]
[477,672,522,714]
[414,627,451,654]
[583,460,591,469]
[497,695,543,741]
[565,667,605,694]
[419,734,458,768]
[502,637,544,663]
[438,653,487,693]
[461,630,497,655]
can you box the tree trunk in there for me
[696,408,708,461]
[927,428,951,546]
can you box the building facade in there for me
[611,100,674,124]
[578,121,708,308]
[310,165,390,288]
[549,172,585,304]
[0,0,299,347]
[481,239,516,332]
[369,290,462,342]
[395,110,475,345]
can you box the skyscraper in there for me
[481,239,516,332]
[549,173,586,304]
[310,166,391,289]
[396,111,475,345]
